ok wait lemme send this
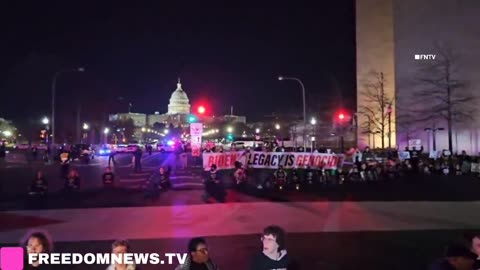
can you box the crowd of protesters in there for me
[18,227,480,270]
[19,225,296,270]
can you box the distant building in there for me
[109,79,192,128]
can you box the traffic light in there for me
[197,105,206,115]
[187,114,197,123]
[227,134,234,141]
[338,113,345,120]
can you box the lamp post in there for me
[82,123,89,144]
[387,104,392,149]
[51,67,85,146]
[310,117,316,151]
[42,117,49,144]
[104,127,109,144]
[424,125,444,151]
[278,76,306,151]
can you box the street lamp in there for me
[164,129,169,134]
[104,128,109,134]
[227,126,233,133]
[83,123,89,130]
[42,117,49,125]
[3,130,12,137]
[51,67,85,146]
[275,124,280,130]
[255,128,260,134]
[278,75,306,151]
[311,117,316,150]
[141,127,146,132]
[387,104,392,148]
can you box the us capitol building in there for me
[108,79,246,128]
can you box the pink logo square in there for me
[0,247,24,270]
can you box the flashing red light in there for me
[197,106,206,114]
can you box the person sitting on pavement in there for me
[429,242,477,270]
[102,167,115,187]
[22,230,54,270]
[250,225,297,270]
[64,170,80,191]
[106,239,137,270]
[175,237,219,270]
[29,170,48,196]
[463,233,480,270]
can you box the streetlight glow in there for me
[83,123,89,130]
[104,128,109,134]
[227,127,233,133]
[78,67,85,72]
[275,124,280,130]
[141,127,146,132]
[255,128,260,134]
[3,130,12,137]
[278,76,284,81]
[164,129,169,134]
[311,118,316,125]
[42,117,49,125]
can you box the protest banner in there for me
[398,151,411,161]
[202,151,344,171]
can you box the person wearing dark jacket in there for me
[29,171,48,195]
[22,230,55,270]
[174,237,219,270]
[250,225,297,270]
[102,167,115,187]
[64,170,80,191]
[429,243,477,270]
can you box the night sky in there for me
[0,2,356,134]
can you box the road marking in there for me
[119,178,146,183]
[173,183,204,188]
[170,176,201,180]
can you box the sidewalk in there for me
[1,201,480,243]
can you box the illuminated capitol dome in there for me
[167,78,191,115]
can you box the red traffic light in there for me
[338,113,345,120]
[197,106,206,114]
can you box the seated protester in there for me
[102,167,115,186]
[304,166,316,184]
[359,163,368,181]
[106,239,137,270]
[157,166,171,190]
[441,161,450,176]
[30,171,48,195]
[22,230,55,270]
[429,243,476,270]
[251,225,298,270]
[65,170,80,191]
[175,237,219,270]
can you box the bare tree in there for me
[358,71,394,149]
[412,44,477,152]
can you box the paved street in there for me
[0,150,204,197]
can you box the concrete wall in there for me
[355,0,397,149]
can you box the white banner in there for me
[202,151,344,171]
[471,163,480,173]
[190,123,203,157]
[408,139,422,150]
